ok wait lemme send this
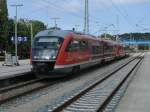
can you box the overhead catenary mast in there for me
[51,17,60,28]
[83,0,89,34]
[116,15,119,42]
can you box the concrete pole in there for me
[11,4,23,65]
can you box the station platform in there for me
[0,59,32,80]
[116,52,150,112]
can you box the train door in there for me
[65,40,76,64]
[79,40,90,62]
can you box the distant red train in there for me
[30,29,125,78]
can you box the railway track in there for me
[49,54,144,112]
[0,77,55,103]
[0,54,143,109]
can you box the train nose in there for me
[32,61,56,74]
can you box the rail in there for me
[50,54,144,112]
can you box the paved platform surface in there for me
[0,59,32,80]
[116,52,150,112]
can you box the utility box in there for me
[2,52,19,66]
[12,55,19,65]
[3,52,13,66]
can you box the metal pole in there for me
[54,19,57,28]
[83,0,89,34]
[75,25,80,31]
[104,26,108,39]
[51,17,60,28]
[15,7,18,64]
[87,0,89,34]
[0,9,1,31]
[104,32,106,39]
[130,33,132,49]
[30,22,33,48]
[116,15,119,42]
[11,4,23,65]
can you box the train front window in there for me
[32,37,63,60]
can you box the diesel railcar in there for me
[30,29,125,78]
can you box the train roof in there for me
[35,29,97,39]
[35,29,71,38]
[34,29,123,46]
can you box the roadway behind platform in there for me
[116,52,150,112]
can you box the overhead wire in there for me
[109,0,136,31]
[117,0,129,17]
[42,0,104,32]
[42,0,83,19]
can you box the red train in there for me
[31,29,125,78]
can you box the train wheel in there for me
[72,66,80,75]
[101,59,105,64]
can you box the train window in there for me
[80,41,88,50]
[73,40,80,51]
[32,37,63,60]
[65,41,73,52]
[104,44,113,53]
[34,37,63,49]
[38,38,58,43]
[91,42,103,54]
[98,43,103,54]
[92,46,100,54]
[65,40,80,52]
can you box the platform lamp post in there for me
[11,4,23,65]
[30,21,33,49]
[0,9,1,29]
[0,9,1,28]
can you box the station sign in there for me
[11,36,28,43]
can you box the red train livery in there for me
[31,29,125,78]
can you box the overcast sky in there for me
[7,0,150,35]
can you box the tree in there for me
[99,33,116,41]
[31,20,46,36]
[119,33,150,41]
[0,0,8,51]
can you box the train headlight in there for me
[45,56,50,60]
[52,56,56,59]
[34,56,37,59]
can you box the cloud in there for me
[31,0,83,14]
[60,0,83,13]
[31,0,150,17]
